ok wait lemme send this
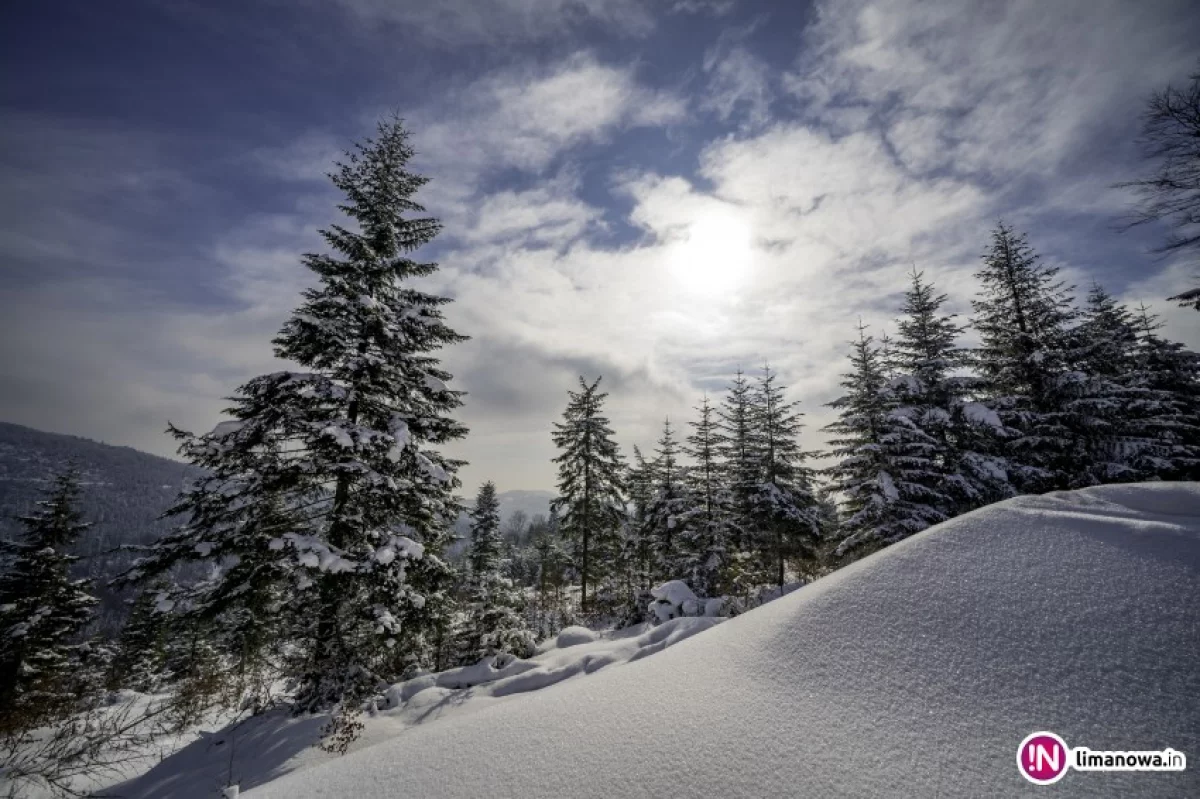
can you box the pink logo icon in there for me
[1018,731,1070,785]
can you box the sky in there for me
[1,0,1198,496]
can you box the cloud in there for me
[699,23,773,129]
[789,0,1199,188]
[4,0,1199,497]
[412,54,685,181]
[320,0,657,45]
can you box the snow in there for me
[277,533,355,573]
[416,453,450,483]
[877,470,898,500]
[886,374,922,394]
[319,424,354,449]
[234,483,1200,798]
[961,400,1005,430]
[107,618,721,798]
[647,580,702,622]
[373,535,423,566]
[209,420,245,438]
[385,418,410,461]
[551,626,598,649]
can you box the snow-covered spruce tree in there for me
[642,419,691,583]
[108,582,171,693]
[0,468,98,735]
[124,118,468,720]
[823,325,944,562]
[680,395,733,597]
[891,268,1012,515]
[459,482,534,664]
[970,224,1082,492]
[716,369,760,587]
[1128,303,1200,479]
[623,445,655,594]
[746,365,820,589]
[551,377,626,615]
[1067,284,1155,484]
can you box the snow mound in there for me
[109,619,721,798]
[647,579,724,621]
[248,483,1200,798]
[553,625,599,649]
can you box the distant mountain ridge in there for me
[0,421,203,633]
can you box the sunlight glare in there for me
[667,211,753,296]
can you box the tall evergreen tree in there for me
[970,224,1080,492]
[679,396,733,597]
[643,419,690,582]
[716,369,759,570]
[1128,303,1200,479]
[550,377,626,614]
[623,445,655,594]
[0,468,98,734]
[891,268,1011,514]
[1069,284,1152,484]
[123,118,468,716]
[459,482,534,663]
[824,325,945,561]
[747,365,820,588]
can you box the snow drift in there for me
[247,483,1200,798]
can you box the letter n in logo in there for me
[1017,731,1070,785]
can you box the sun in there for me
[666,211,753,296]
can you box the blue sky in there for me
[1,0,1198,494]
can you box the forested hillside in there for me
[0,422,203,632]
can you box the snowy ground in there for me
[94,483,1200,796]
[105,617,722,798]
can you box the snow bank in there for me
[246,483,1200,798]
[109,618,721,798]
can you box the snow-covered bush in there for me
[646,580,729,623]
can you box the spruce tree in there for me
[823,325,944,561]
[747,365,820,588]
[891,268,1011,514]
[0,468,98,734]
[109,582,171,693]
[1069,284,1150,484]
[970,224,1080,492]
[550,377,626,614]
[460,482,534,663]
[123,118,468,716]
[716,369,759,582]
[1128,304,1200,479]
[624,445,655,594]
[643,419,690,583]
[680,395,733,597]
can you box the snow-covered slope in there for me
[248,483,1200,798]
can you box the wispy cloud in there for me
[317,0,657,45]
